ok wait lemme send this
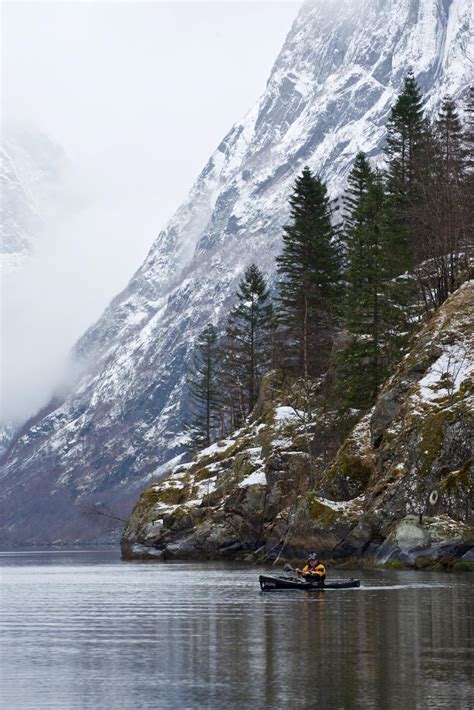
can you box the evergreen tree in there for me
[185,324,220,452]
[384,73,429,273]
[276,166,341,378]
[342,150,374,285]
[433,97,469,298]
[437,96,465,171]
[337,153,388,410]
[463,88,474,266]
[465,86,474,176]
[221,264,273,420]
[410,96,470,309]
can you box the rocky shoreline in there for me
[121,512,474,571]
[121,283,474,568]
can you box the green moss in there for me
[414,556,435,570]
[263,407,278,426]
[326,439,372,492]
[308,495,338,526]
[163,505,189,528]
[195,467,215,482]
[234,452,257,479]
[413,555,457,572]
[256,426,274,453]
[141,488,162,506]
[190,438,244,473]
[419,410,449,477]
[457,375,474,398]
[154,486,185,505]
[440,458,472,493]
[370,556,467,572]
[381,559,409,570]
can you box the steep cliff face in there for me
[0,129,67,456]
[1,0,472,543]
[122,282,473,565]
[0,128,66,273]
[324,280,473,563]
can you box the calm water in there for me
[0,549,473,709]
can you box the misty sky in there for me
[2,0,300,422]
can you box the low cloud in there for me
[1,1,299,425]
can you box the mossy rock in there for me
[252,369,286,421]
[289,434,311,452]
[234,452,258,479]
[414,556,435,570]
[163,505,191,529]
[155,486,186,506]
[308,496,338,527]
[382,559,409,570]
[452,560,474,572]
[200,490,222,507]
[325,440,373,499]
[439,555,458,570]
[141,487,162,506]
[195,467,216,482]
[126,486,162,525]
[440,457,473,494]
[456,375,474,399]
[256,426,276,455]
[419,410,452,477]
[190,438,244,473]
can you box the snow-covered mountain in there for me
[1,129,67,455]
[0,128,66,273]
[1,0,472,543]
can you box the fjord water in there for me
[1,550,472,709]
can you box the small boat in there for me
[259,574,360,591]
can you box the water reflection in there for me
[0,552,472,709]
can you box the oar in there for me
[283,563,302,580]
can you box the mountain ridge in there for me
[1,0,472,543]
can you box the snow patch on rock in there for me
[238,470,267,488]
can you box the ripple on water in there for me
[1,550,473,710]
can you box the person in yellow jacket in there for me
[296,553,326,584]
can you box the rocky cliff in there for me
[1,0,473,543]
[0,127,66,273]
[122,281,473,566]
[0,128,67,457]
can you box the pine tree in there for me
[433,97,468,298]
[342,151,374,289]
[337,153,388,410]
[437,97,465,170]
[276,166,341,378]
[185,324,220,452]
[221,264,273,420]
[385,72,430,273]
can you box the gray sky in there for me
[4,0,299,270]
[2,1,300,422]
